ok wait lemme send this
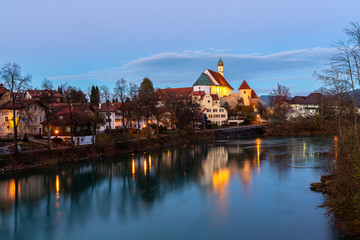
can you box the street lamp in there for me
[54,129,59,138]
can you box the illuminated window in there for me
[4,117,8,122]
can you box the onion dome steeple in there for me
[217,58,224,76]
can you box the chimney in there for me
[0,83,3,88]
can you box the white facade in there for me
[288,104,319,119]
[199,93,228,125]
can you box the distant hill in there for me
[260,95,274,107]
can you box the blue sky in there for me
[1,0,359,96]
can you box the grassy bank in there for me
[0,131,215,173]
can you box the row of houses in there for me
[0,59,265,144]
[0,84,135,145]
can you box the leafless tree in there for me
[114,79,130,140]
[40,78,55,150]
[100,85,113,138]
[0,63,31,154]
[270,83,291,120]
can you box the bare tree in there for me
[40,78,55,150]
[129,83,142,139]
[100,85,113,138]
[62,86,87,145]
[270,83,291,120]
[0,63,31,154]
[114,79,130,140]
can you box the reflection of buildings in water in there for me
[0,175,48,214]
[0,180,18,213]
[200,146,229,187]
[239,161,253,191]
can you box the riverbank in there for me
[264,118,337,136]
[311,128,360,239]
[0,131,215,173]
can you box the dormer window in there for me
[59,115,63,119]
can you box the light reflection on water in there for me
[0,136,337,240]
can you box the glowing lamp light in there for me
[148,120,151,123]
[143,124,147,128]
[54,129,59,135]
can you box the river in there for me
[0,136,338,240]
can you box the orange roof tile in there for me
[238,80,251,90]
[206,69,234,90]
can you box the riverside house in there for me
[41,104,93,145]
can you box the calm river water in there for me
[0,137,338,240]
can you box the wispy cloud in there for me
[48,47,335,95]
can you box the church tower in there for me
[217,58,224,76]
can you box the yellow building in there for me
[192,58,234,97]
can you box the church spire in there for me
[217,58,224,76]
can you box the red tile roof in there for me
[0,99,36,110]
[26,89,62,98]
[157,87,193,99]
[211,94,219,100]
[238,80,251,90]
[94,102,121,112]
[0,86,9,97]
[206,69,234,90]
[192,90,205,96]
[251,90,259,99]
[44,104,92,125]
[291,93,323,105]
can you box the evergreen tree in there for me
[90,85,100,106]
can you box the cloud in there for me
[48,47,335,95]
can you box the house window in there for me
[59,115,63,119]
[65,127,71,132]
[34,128,37,133]
[221,114,225,118]
[244,91,246,94]
[207,109,211,112]
[215,101,217,103]
[208,100,210,103]
[34,106,37,111]
[34,117,37,122]
[213,109,217,112]
[5,117,8,122]
[220,109,224,112]
[77,127,80,132]
[40,116,42,122]
[44,127,47,132]
[83,126,87,129]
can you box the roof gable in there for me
[251,90,259,99]
[206,69,234,90]
[238,80,251,90]
[193,73,215,86]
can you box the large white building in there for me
[288,93,323,119]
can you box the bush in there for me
[22,133,29,142]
